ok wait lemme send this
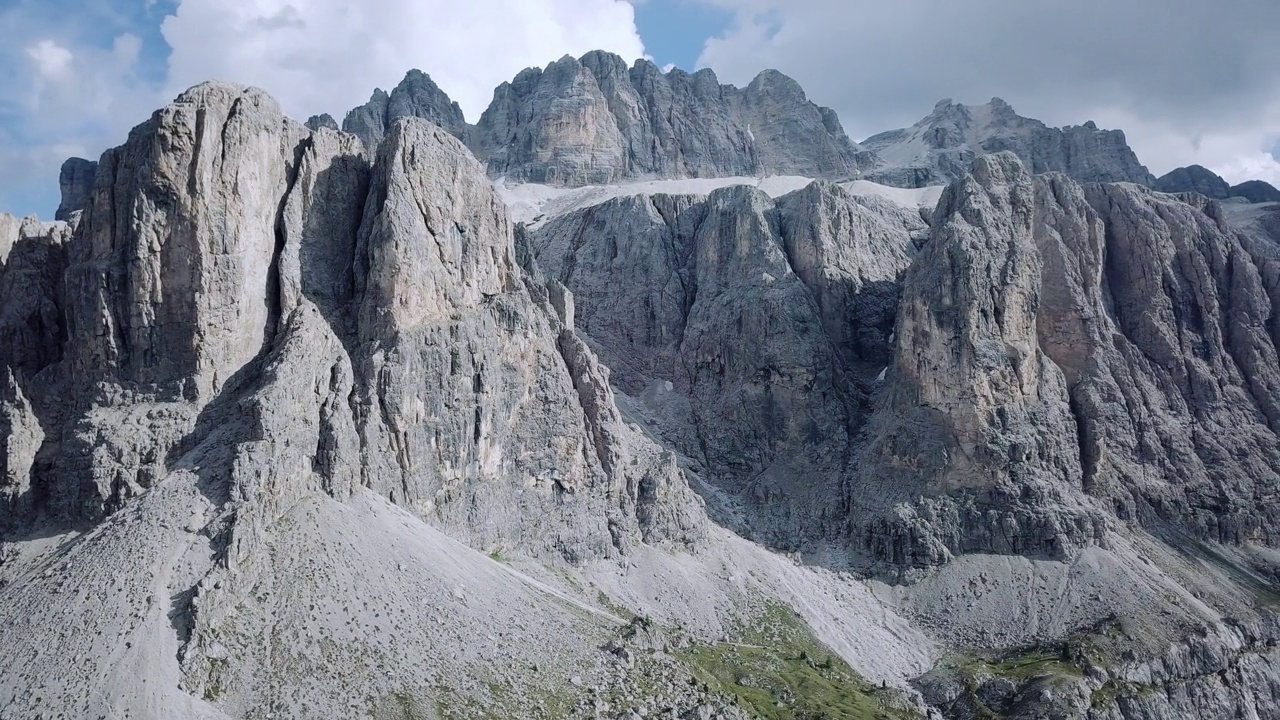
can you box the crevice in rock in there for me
[1068,387,1099,493]
[267,136,311,344]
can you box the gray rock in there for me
[0,215,69,380]
[863,98,1155,188]
[525,181,926,543]
[342,87,390,149]
[0,215,69,522]
[9,61,1280,720]
[1230,179,1280,204]
[342,70,468,151]
[0,213,19,262]
[64,82,305,405]
[471,51,874,186]
[1154,164,1233,199]
[305,113,339,132]
[348,117,703,555]
[857,153,1108,567]
[856,153,1280,569]
[0,369,42,518]
[55,157,97,222]
[1,81,705,556]
[526,150,1280,575]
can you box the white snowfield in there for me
[496,175,945,228]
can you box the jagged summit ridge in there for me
[341,68,469,150]
[330,51,874,188]
[862,97,1156,188]
[472,51,874,185]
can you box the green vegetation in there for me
[374,691,433,720]
[944,645,1085,685]
[595,590,639,621]
[430,676,579,720]
[676,599,923,720]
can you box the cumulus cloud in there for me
[160,0,647,122]
[26,40,74,81]
[695,0,1280,182]
[0,0,646,217]
[0,0,165,218]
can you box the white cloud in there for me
[160,0,647,122]
[695,0,1280,184]
[26,40,74,81]
[1,0,160,217]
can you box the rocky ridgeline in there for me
[1155,163,1280,203]
[337,51,875,187]
[0,82,704,555]
[6,58,1280,720]
[470,52,876,185]
[862,98,1156,189]
[342,68,469,150]
[523,150,1280,576]
[330,55,1280,208]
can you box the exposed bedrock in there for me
[0,82,704,561]
[858,153,1280,571]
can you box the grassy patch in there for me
[372,691,437,720]
[595,590,638,621]
[946,646,1085,685]
[676,600,922,720]
[430,676,580,720]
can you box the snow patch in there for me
[496,175,940,228]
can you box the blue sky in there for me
[2,0,1279,220]
[632,0,731,71]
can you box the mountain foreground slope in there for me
[3,55,1280,720]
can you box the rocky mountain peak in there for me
[341,69,467,151]
[1233,178,1280,203]
[745,67,806,98]
[55,157,96,221]
[1154,163,1232,198]
[864,97,1155,188]
[469,50,874,185]
[1153,164,1280,204]
[305,112,339,132]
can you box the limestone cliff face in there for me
[863,98,1155,188]
[525,151,1280,577]
[857,153,1280,569]
[65,83,304,405]
[525,181,927,543]
[857,155,1108,567]
[0,82,703,558]
[0,215,70,517]
[471,51,875,186]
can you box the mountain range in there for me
[3,50,1280,720]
